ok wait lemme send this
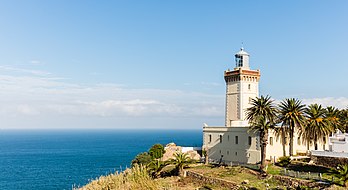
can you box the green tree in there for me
[326,106,342,132]
[301,104,332,150]
[246,95,277,172]
[278,98,306,156]
[148,144,165,159]
[131,152,153,167]
[170,152,191,177]
[340,108,348,132]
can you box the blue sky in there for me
[0,1,347,129]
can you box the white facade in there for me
[329,132,348,153]
[203,48,328,164]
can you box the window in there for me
[228,135,230,141]
[219,150,222,154]
[235,136,239,144]
[236,55,243,67]
[270,137,273,145]
[235,152,238,156]
[219,135,223,143]
[208,135,212,143]
[227,151,229,155]
[248,84,251,90]
[248,136,252,145]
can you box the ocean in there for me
[0,129,202,190]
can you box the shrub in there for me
[131,152,153,167]
[149,144,165,159]
[277,156,291,167]
[335,164,348,187]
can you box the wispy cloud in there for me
[29,60,44,65]
[0,67,225,121]
[1,66,346,129]
[0,65,51,76]
[302,97,348,109]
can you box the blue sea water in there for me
[0,129,202,190]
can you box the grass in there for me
[79,162,347,189]
[188,165,284,189]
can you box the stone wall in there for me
[186,171,240,190]
[186,170,328,189]
[311,155,348,168]
[272,175,329,189]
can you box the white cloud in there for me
[29,60,43,65]
[0,68,225,122]
[302,97,348,109]
[0,65,51,76]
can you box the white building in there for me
[311,132,348,159]
[329,132,348,153]
[202,48,328,164]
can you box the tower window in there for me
[208,135,212,143]
[235,136,239,144]
[248,136,252,145]
[219,135,223,143]
[248,84,251,90]
[235,55,243,67]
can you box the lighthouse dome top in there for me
[235,47,249,56]
[234,47,250,69]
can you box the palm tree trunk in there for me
[260,130,268,172]
[289,125,294,156]
[282,128,286,156]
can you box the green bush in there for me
[131,152,153,167]
[277,156,291,167]
[149,144,165,159]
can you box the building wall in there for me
[329,134,348,153]
[266,129,329,162]
[225,70,259,127]
[203,127,260,164]
[203,127,329,164]
[239,79,259,121]
[225,81,239,126]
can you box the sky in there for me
[0,1,347,129]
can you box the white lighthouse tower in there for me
[224,48,260,127]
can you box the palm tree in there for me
[301,104,332,150]
[278,98,306,156]
[147,159,167,178]
[246,95,277,172]
[170,152,191,177]
[246,95,277,122]
[340,108,348,132]
[326,106,342,132]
